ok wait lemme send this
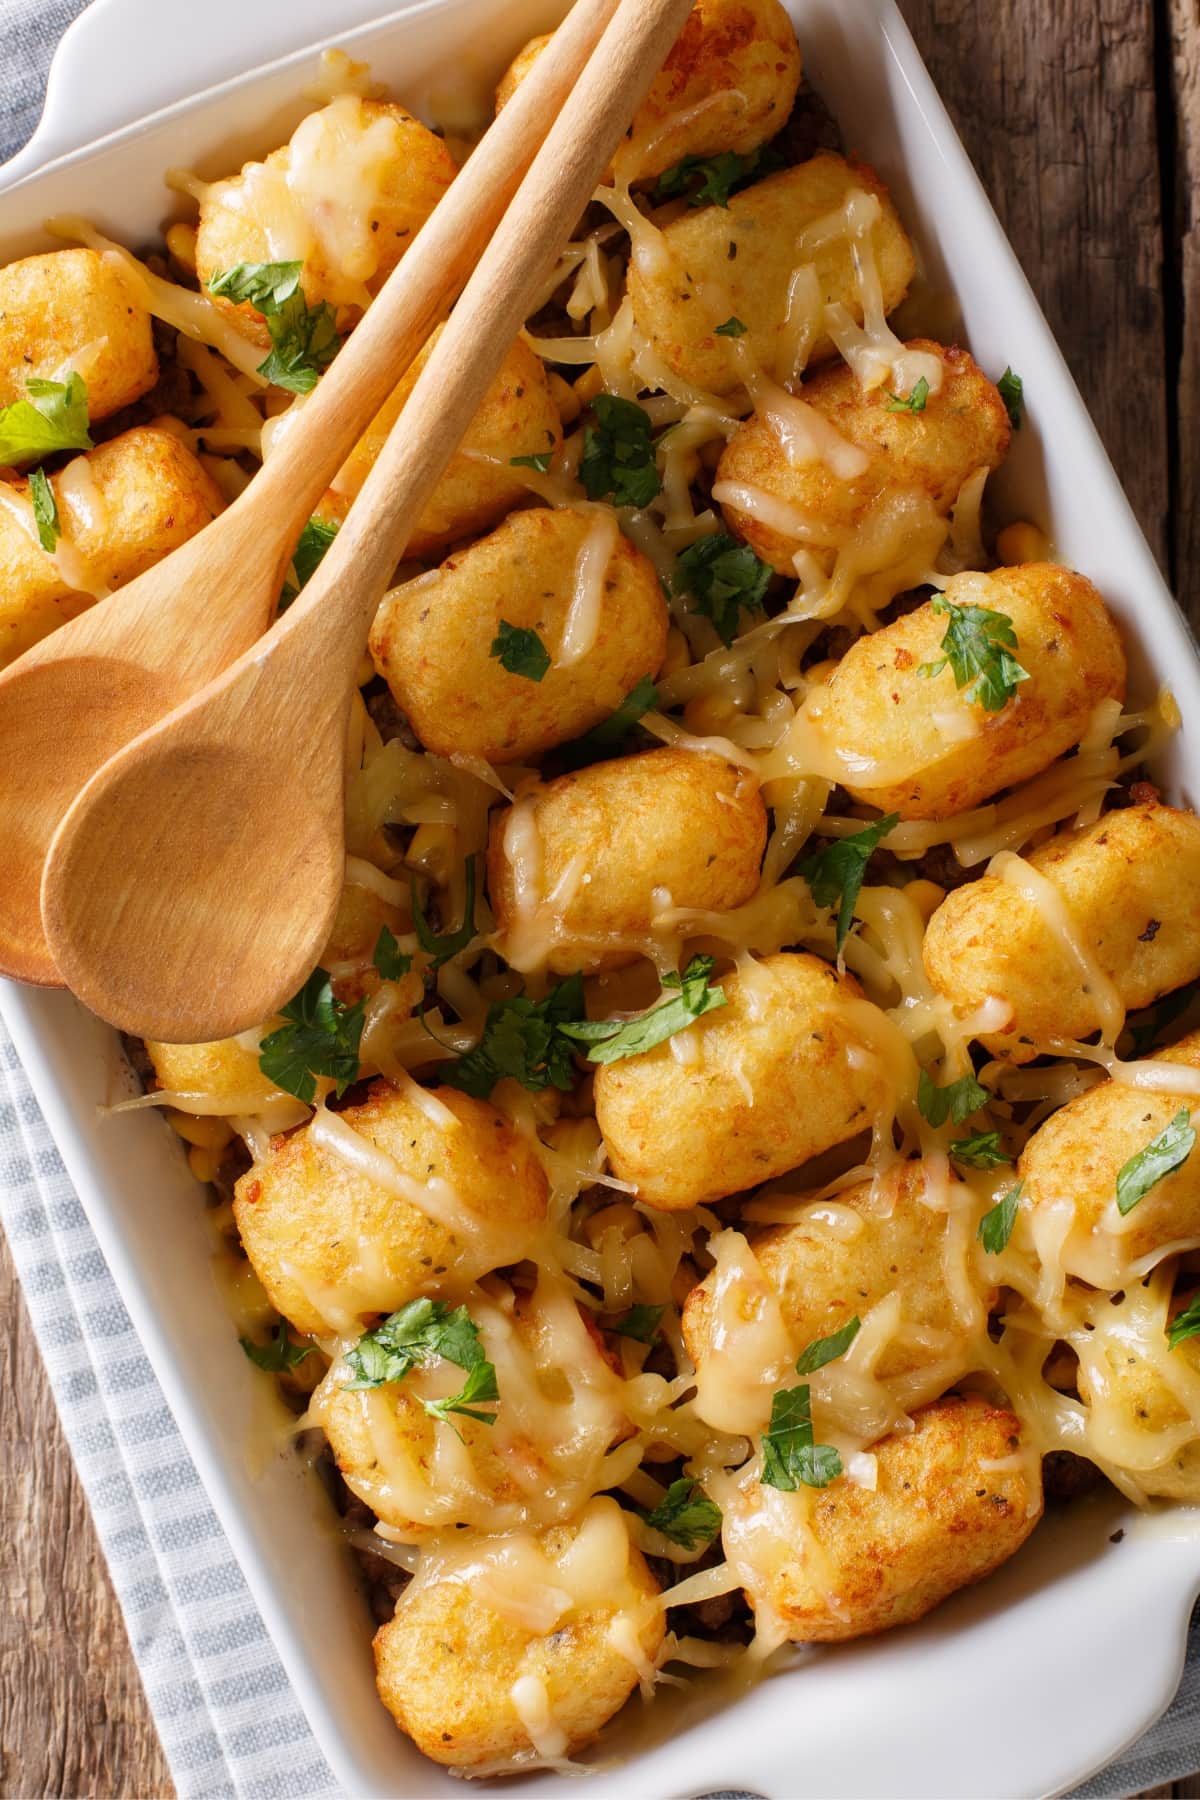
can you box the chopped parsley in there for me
[795,1317,860,1376]
[761,1383,842,1491]
[714,315,748,338]
[1168,1294,1200,1352]
[442,974,585,1099]
[372,925,411,981]
[0,371,93,466]
[280,517,338,608]
[917,1069,989,1128]
[609,1303,665,1343]
[257,967,364,1103]
[978,1182,1022,1254]
[490,620,551,682]
[412,856,478,969]
[640,1478,722,1550]
[1115,1110,1196,1216]
[571,676,659,756]
[559,954,726,1065]
[654,145,778,209]
[997,366,1025,430]
[342,1298,499,1428]
[671,533,773,646]
[240,1320,314,1372]
[949,1130,1011,1170]
[798,814,899,954]
[885,376,929,413]
[511,451,554,474]
[917,594,1030,713]
[579,395,662,509]
[208,260,342,394]
[29,466,59,551]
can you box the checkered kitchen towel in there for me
[3,6,1200,1798]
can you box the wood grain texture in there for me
[2,1,1200,1795]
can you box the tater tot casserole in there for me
[7,0,1200,1778]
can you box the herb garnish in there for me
[490,620,551,682]
[0,371,93,466]
[412,856,478,969]
[579,395,662,508]
[29,466,60,551]
[257,968,365,1103]
[654,146,778,209]
[240,1320,315,1372]
[671,533,773,646]
[997,366,1025,430]
[280,517,338,608]
[342,1299,499,1429]
[949,1130,1011,1170]
[640,1478,722,1549]
[917,1069,989,1128]
[978,1183,1022,1255]
[442,974,585,1100]
[715,315,748,338]
[1168,1294,1200,1352]
[761,1384,842,1491]
[560,955,726,1065]
[610,1303,665,1343]
[917,594,1030,713]
[208,260,341,394]
[886,376,929,413]
[511,451,554,474]
[1116,1110,1196,1216]
[798,815,899,954]
[372,925,411,981]
[795,1317,861,1375]
[571,676,660,757]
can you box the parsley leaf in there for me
[240,1320,314,1372]
[761,1384,842,1491]
[950,1130,1011,1170]
[571,676,659,757]
[208,261,342,394]
[917,594,1030,713]
[580,395,662,508]
[978,1182,1022,1254]
[511,451,553,474]
[997,366,1024,430]
[372,925,411,981]
[671,533,773,646]
[1116,1109,1197,1216]
[654,146,776,208]
[885,376,929,413]
[1168,1294,1200,1352]
[0,371,94,466]
[795,1317,861,1376]
[490,619,551,682]
[280,517,338,608]
[442,974,585,1099]
[29,466,59,551]
[412,856,478,969]
[640,1478,722,1550]
[715,315,747,338]
[342,1298,498,1431]
[610,1303,665,1343]
[917,1069,989,1128]
[798,815,899,954]
[559,954,726,1065]
[257,968,364,1103]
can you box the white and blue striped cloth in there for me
[2,7,1200,1796]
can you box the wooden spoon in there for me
[41,0,694,1044]
[0,0,620,989]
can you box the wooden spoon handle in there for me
[238,0,622,540]
[282,0,694,677]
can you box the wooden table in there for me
[2,2,1200,1794]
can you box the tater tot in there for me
[497,0,802,183]
[194,97,457,332]
[714,342,1011,581]
[146,1037,289,1117]
[805,564,1126,820]
[723,1396,1042,1642]
[314,1276,630,1539]
[0,247,156,425]
[923,803,1200,1061]
[0,427,224,668]
[232,1080,548,1335]
[594,952,889,1209]
[487,747,767,976]
[369,506,668,762]
[1017,1029,1200,1288]
[373,1498,663,1769]
[628,153,915,397]
[317,328,561,556]
[1075,1286,1200,1501]
[683,1160,991,1418]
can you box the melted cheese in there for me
[559,507,619,667]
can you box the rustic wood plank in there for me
[898,0,1172,580]
[0,1229,173,1799]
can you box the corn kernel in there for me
[995,521,1051,566]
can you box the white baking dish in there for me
[4,2,1200,1794]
